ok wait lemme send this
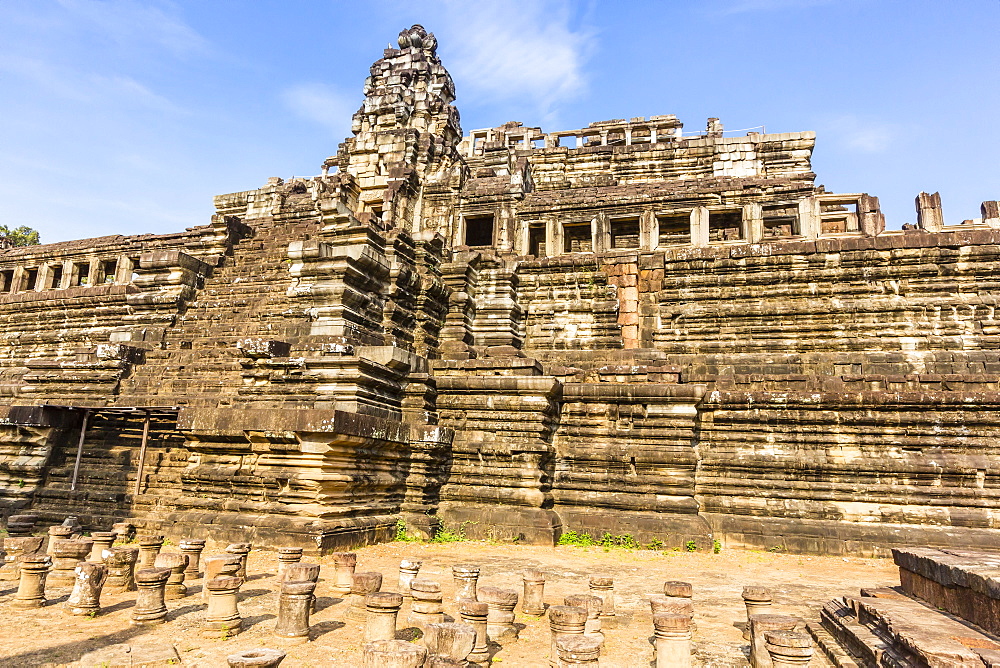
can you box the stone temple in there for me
[2,23,1000,557]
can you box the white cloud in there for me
[434,0,595,118]
[282,83,358,138]
[54,0,209,58]
[823,115,897,154]
[0,55,184,113]
[714,0,835,14]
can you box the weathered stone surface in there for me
[0,23,998,559]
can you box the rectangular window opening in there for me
[610,217,641,249]
[820,201,859,234]
[563,223,593,253]
[25,268,38,291]
[76,263,90,286]
[630,128,651,144]
[763,205,797,238]
[49,264,63,289]
[558,135,578,148]
[657,214,690,246]
[464,214,495,247]
[709,211,743,242]
[528,225,546,257]
[1,270,14,293]
[100,259,117,284]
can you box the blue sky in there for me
[1,0,998,243]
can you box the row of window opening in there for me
[0,259,137,294]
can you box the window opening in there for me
[709,211,743,242]
[563,223,593,253]
[76,263,90,286]
[464,214,495,247]
[1,270,13,292]
[610,217,641,249]
[101,259,117,283]
[657,214,690,246]
[25,268,39,291]
[763,205,797,238]
[528,225,546,257]
[49,264,63,289]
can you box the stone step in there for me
[821,594,1000,667]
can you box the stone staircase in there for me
[815,548,1000,667]
[117,217,323,408]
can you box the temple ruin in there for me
[3,23,1000,558]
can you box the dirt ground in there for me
[0,540,899,667]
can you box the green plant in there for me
[684,540,697,552]
[767,545,784,553]
[430,519,474,543]
[556,530,594,547]
[713,539,722,554]
[646,538,665,550]
[598,532,638,549]
[16,479,25,488]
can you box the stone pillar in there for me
[546,218,563,257]
[88,532,116,563]
[180,540,206,578]
[227,648,286,668]
[131,567,171,625]
[408,578,445,630]
[588,575,615,619]
[651,594,693,616]
[0,536,44,581]
[137,534,164,570]
[452,564,480,604]
[398,558,421,598]
[104,547,139,593]
[556,635,602,666]
[204,576,244,638]
[277,547,303,582]
[6,514,38,537]
[330,552,358,596]
[362,639,427,668]
[592,215,609,253]
[522,569,546,616]
[48,539,94,587]
[365,591,404,642]
[154,552,188,600]
[640,209,657,251]
[916,191,945,232]
[548,605,587,667]
[111,522,135,543]
[62,516,83,536]
[764,630,814,666]
[797,197,821,239]
[480,586,519,641]
[459,599,490,665]
[744,202,764,243]
[347,572,384,622]
[424,621,476,664]
[225,542,252,579]
[274,580,316,642]
[859,194,885,236]
[12,555,51,608]
[982,201,1000,228]
[742,586,773,639]
[690,207,710,247]
[47,526,73,554]
[653,612,692,668]
[565,594,603,643]
[67,562,106,616]
[285,562,320,613]
[749,614,800,668]
[203,555,243,602]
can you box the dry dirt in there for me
[0,540,899,667]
